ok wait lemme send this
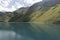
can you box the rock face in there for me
[0,0,60,24]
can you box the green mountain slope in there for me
[9,7,29,22]
[0,12,13,22]
[29,4,60,23]
[0,0,60,24]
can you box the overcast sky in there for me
[0,0,42,12]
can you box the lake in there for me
[0,22,60,40]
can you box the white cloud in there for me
[0,0,42,12]
[0,5,16,12]
[0,6,4,11]
[0,2,24,12]
[0,0,13,12]
[6,2,24,12]
[0,0,12,7]
[15,2,24,8]
[0,0,25,12]
[24,0,42,5]
[0,6,16,12]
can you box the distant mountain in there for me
[9,7,29,22]
[0,0,60,24]
[0,12,13,22]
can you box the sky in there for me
[0,0,42,12]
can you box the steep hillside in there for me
[0,12,13,22]
[0,7,29,22]
[22,0,60,24]
[29,4,60,23]
[0,0,60,24]
[9,7,29,22]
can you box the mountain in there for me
[0,0,60,24]
[9,7,29,22]
[29,5,60,23]
[0,12,13,22]
[21,0,60,24]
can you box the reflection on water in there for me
[0,30,34,40]
[0,22,60,40]
[0,30,16,40]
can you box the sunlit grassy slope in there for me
[29,4,60,23]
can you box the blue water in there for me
[0,22,60,40]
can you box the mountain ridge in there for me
[0,0,60,24]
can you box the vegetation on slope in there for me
[0,0,60,24]
[9,7,29,22]
[0,12,12,22]
[29,4,60,23]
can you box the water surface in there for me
[0,22,60,40]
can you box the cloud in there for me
[0,6,4,11]
[0,0,25,12]
[0,0,12,12]
[7,2,24,12]
[0,3,24,12]
[14,2,24,8]
[24,0,42,5]
[0,0,12,7]
[0,0,42,12]
[0,5,16,12]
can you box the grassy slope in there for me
[29,4,60,23]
